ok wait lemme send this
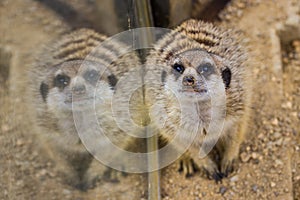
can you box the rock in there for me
[16,139,25,146]
[273,132,281,139]
[236,2,246,8]
[1,124,9,132]
[258,133,264,139]
[252,184,259,192]
[62,189,71,195]
[219,186,227,195]
[230,175,239,182]
[40,169,47,176]
[284,188,289,193]
[281,101,292,109]
[271,118,279,126]
[294,176,300,181]
[270,182,276,187]
[274,138,283,146]
[251,152,259,159]
[16,180,24,186]
[240,152,251,162]
[275,159,283,166]
[291,112,297,118]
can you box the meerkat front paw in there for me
[218,136,242,177]
[102,167,127,183]
[178,156,199,177]
[178,154,224,182]
[84,160,121,184]
[220,156,238,177]
[198,157,224,182]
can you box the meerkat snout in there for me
[71,77,87,96]
[182,75,196,86]
[72,84,86,95]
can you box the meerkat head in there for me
[39,60,118,114]
[161,49,229,103]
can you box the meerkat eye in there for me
[54,74,70,88]
[198,63,214,75]
[84,69,99,83]
[172,63,185,74]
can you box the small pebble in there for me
[16,180,24,186]
[219,186,227,195]
[286,101,292,108]
[273,132,281,139]
[270,182,276,187]
[275,159,283,166]
[240,152,251,162]
[271,118,279,126]
[236,2,246,8]
[62,189,71,195]
[294,176,300,181]
[1,124,9,132]
[252,184,259,192]
[251,152,258,159]
[230,175,239,182]
[291,112,297,118]
[16,139,25,146]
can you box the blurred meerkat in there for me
[29,29,140,189]
[145,19,251,181]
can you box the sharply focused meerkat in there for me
[145,19,251,181]
[29,29,141,189]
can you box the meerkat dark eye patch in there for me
[107,74,118,88]
[84,69,99,83]
[54,74,70,89]
[197,63,214,76]
[40,82,49,102]
[161,70,167,83]
[221,67,231,89]
[172,63,185,74]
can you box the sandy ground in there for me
[0,0,299,199]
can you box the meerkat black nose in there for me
[72,84,86,95]
[183,76,195,86]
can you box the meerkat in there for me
[28,29,141,189]
[145,19,251,181]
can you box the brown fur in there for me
[145,19,252,180]
[28,28,141,190]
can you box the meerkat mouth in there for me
[181,87,207,94]
[64,96,94,104]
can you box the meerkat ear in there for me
[40,82,49,102]
[107,74,118,88]
[221,67,231,89]
[161,70,167,84]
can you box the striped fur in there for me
[146,19,252,179]
[28,28,141,189]
[151,19,250,117]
